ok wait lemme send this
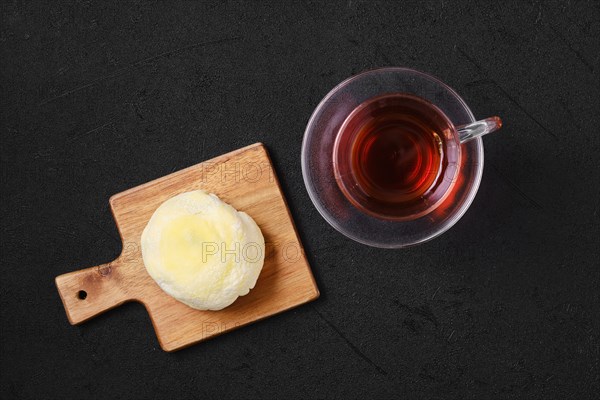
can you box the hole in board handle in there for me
[77,290,87,300]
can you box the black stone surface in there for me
[1,1,599,398]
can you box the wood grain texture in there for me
[55,143,319,351]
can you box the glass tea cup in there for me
[302,67,502,248]
[333,92,501,222]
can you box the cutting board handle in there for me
[55,259,132,325]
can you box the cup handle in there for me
[456,117,502,144]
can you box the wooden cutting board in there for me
[55,143,319,352]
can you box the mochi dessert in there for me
[141,190,265,310]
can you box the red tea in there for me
[333,93,461,220]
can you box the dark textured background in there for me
[1,1,599,398]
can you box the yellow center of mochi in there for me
[159,214,227,281]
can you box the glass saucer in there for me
[301,67,484,248]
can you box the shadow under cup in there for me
[333,93,461,221]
